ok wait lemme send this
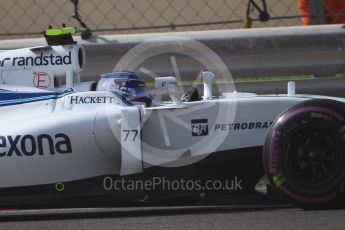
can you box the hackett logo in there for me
[0,133,72,157]
[0,52,72,67]
[70,96,115,104]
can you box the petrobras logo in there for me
[191,119,209,136]
[0,133,72,157]
[0,51,72,67]
[214,121,273,131]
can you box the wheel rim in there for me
[284,125,343,186]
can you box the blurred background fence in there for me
[0,0,344,39]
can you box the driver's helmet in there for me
[98,71,152,106]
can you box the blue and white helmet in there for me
[97,71,152,106]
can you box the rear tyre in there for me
[263,99,345,209]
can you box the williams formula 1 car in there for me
[0,27,344,209]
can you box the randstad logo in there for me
[0,52,72,67]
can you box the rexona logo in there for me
[191,119,209,136]
[0,133,72,157]
[0,52,72,67]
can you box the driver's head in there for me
[99,71,152,106]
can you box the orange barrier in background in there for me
[298,0,345,25]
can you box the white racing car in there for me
[0,27,344,209]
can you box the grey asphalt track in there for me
[0,206,344,230]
